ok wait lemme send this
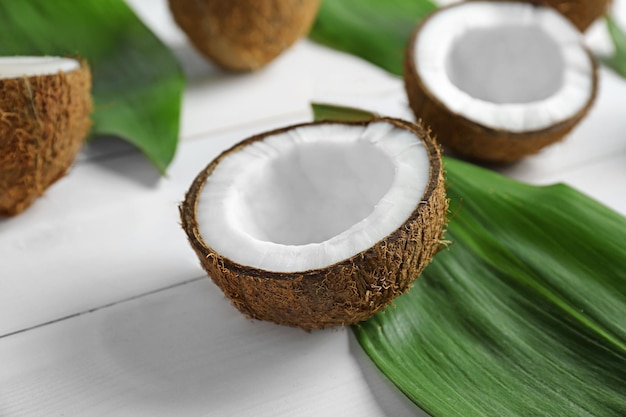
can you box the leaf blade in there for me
[309,0,437,76]
[311,103,378,122]
[0,0,185,173]
[355,158,626,417]
[601,15,626,79]
[312,103,626,417]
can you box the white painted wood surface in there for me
[1,1,625,415]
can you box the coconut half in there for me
[404,1,598,163]
[180,118,448,329]
[0,56,92,216]
[169,0,321,71]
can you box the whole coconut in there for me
[169,0,321,71]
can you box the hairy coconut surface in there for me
[404,1,598,163]
[180,118,448,330]
[0,57,92,216]
[489,0,612,31]
[169,0,321,71]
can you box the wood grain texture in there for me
[0,279,423,417]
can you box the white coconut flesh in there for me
[196,121,431,273]
[414,2,594,132]
[0,56,79,79]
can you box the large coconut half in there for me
[180,118,448,330]
[489,0,612,31]
[169,0,321,71]
[404,1,598,163]
[0,57,92,216]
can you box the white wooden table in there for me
[1,1,625,415]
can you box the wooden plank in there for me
[0,279,425,417]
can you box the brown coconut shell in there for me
[169,0,321,71]
[404,5,599,164]
[0,60,92,216]
[180,118,448,330]
[487,0,612,32]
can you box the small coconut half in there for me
[0,56,92,216]
[169,0,321,71]
[180,118,448,330]
[404,1,598,163]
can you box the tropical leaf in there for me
[0,0,185,173]
[312,103,626,417]
[602,15,626,79]
[309,0,437,76]
[311,103,382,122]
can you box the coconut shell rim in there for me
[0,56,87,82]
[180,117,444,281]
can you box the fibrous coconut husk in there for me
[169,0,321,71]
[180,118,448,330]
[0,60,92,216]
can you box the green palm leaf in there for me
[309,0,436,76]
[0,0,185,173]
[602,15,626,79]
[313,103,626,417]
